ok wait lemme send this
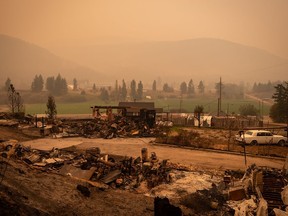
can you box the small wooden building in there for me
[118,102,163,128]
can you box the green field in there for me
[25,97,271,115]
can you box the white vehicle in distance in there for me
[235,130,287,146]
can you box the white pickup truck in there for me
[235,130,287,146]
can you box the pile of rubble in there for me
[0,140,230,215]
[2,139,288,215]
[1,141,172,193]
[53,117,163,139]
[225,163,288,216]
[0,112,22,127]
[1,111,169,139]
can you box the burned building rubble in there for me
[0,141,172,191]
[0,140,225,215]
[1,139,288,215]
[53,116,158,139]
[225,163,288,216]
[34,102,164,139]
[1,110,288,216]
[0,102,166,139]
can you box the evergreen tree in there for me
[187,79,195,97]
[163,83,169,92]
[152,80,157,91]
[46,74,67,95]
[38,75,44,91]
[114,80,119,100]
[73,78,78,91]
[137,81,143,100]
[46,77,55,92]
[270,82,288,123]
[130,79,137,100]
[252,81,277,93]
[100,88,109,102]
[252,82,258,92]
[31,75,44,92]
[60,77,68,95]
[120,79,127,101]
[180,82,187,94]
[31,75,39,92]
[118,85,122,100]
[92,83,97,93]
[163,83,174,92]
[198,80,205,94]
[54,74,63,95]
[46,95,57,121]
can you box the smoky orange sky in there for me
[1,0,288,58]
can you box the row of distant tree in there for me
[4,75,205,100]
[45,80,288,123]
[1,75,268,97]
[252,81,282,93]
[102,79,143,102]
[2,76,288,123]
[164,80,205,95]
[3,76,282,96]
[4,76,206,97]
[31,74,68,96]
[4,74,69,96]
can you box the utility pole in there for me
[220,77,222,114]
[258,99,264,122]
[217,77,222,116]
[217,98,220,117]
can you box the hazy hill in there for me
[1,35,287,90]
[55,38,288,86]
[0,34,105,89]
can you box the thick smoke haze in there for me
[1,0,288,58]
[0,0,288,88]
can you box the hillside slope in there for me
[55,38,288,84]
[0,34,104,89]
[1,35,287,89]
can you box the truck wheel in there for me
[278,140,285,147]
[250,140,258,146]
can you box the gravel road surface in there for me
[22,137,285,170]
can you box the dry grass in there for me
[155,127,288,158]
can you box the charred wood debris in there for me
[0,142,171,191]
[0,110,168,138]
[1,112,288,215]
[1,139,288,215]
[51,117,161,139]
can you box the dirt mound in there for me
[0,159,154,215]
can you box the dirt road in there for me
[22,137,285,170]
